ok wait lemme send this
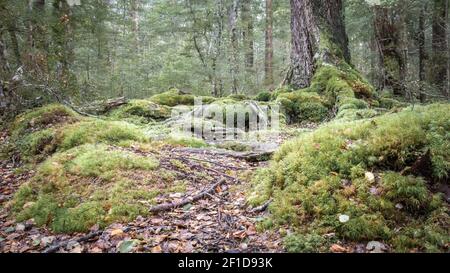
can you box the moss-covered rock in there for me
[108,99,172,123]
[248,103,450,252]
[11,104,79,139]
[9,104,149,162]
[150,88,216,106]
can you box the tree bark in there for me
[130,0,140,53]
[418,3,427,102]
[288,0,350,89]
[373,4,406,96]
[431,0,449,96]
[241,0,254,70]
[264,0,274,88]
[229,0,240,94]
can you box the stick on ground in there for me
[149,179,226,213]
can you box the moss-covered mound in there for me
[150,88,216,106]
[12,110,147,163]
[10,143,188,233]
[275,63,388,124]
[108,99,172,123]
[11,104,79,139]
[248,104,449,252]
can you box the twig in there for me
[43,230,103,253]
[149,179,226,213]
[249,199,272,213]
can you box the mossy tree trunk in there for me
[373,4,407,96]
[287,0,350,90]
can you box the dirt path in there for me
[0,137,283,253]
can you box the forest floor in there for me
[0,130,284,253]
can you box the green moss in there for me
[108,99,172,123]
[164,135,208,148]
[11,104,79,139]
[228,94,250,101]
[216,141,251,152]
[254,91,272,102]
[284,233,329,253]
[58,120,147,151]
[12,144,163,233]
[277,91,329,123]
[150,88,216,106]
[248,104,450,252]
[379,98,408,109]
[17,129,58,162]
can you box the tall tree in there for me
[287,0,350,89]
[264,0,274,88]
[241,0,254,70]
[431,0,449,96]
[417,2,427,102]
[229,0,239,94]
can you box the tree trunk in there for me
[130,0,140,53]
[264,0,274,88]
[373,4,406,96]
[241,0,254,70]
[229,0,239,94]
[8,24,22,67]
[431,0,449,96]
[418,4,427,102]
[288,0,350,89]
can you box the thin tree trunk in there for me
[431,0,449,96]
[8,25,22,67]
[241,0,254,70]
[418,4,427,102]
[229,0,239,94]
[264,0,274,88]
[130,0,140,53]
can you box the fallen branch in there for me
[43,230,103,253]
[249,199,272,213]
[149,179,226,213]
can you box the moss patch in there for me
[11,144,167,233]
[150,88,216,106]
[248,104,450,252]
[108,99,172,124]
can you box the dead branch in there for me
[149,179,226,213]
[43,230,103,253]
[249,199,272,213]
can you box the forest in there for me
[0,0,449,254]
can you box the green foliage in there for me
[248,104,450,252]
